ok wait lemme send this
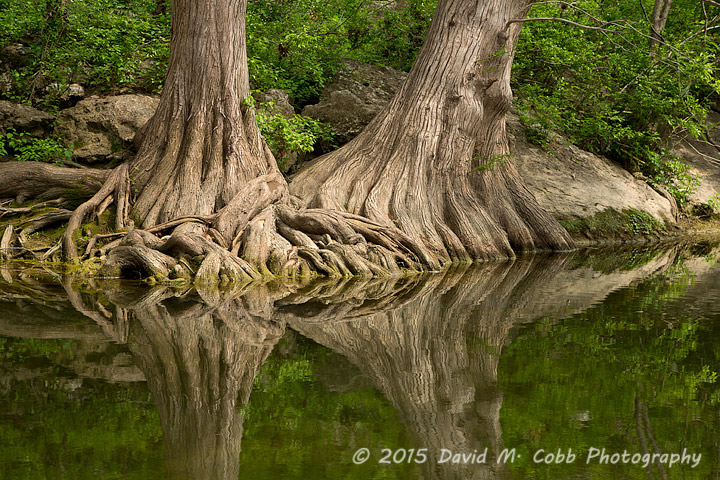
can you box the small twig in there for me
[19,209,73,237]
[94,194,114,221]
[40,240,62,261]
[0,225,14,260]
[61,159,88,169]
[0,198,67,218]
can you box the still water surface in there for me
[1,243,719,479]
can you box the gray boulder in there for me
[254,88,295,118]
[508,111,677,225]
[302,61,407,147]
[55,94,159,163]
[0,101,56,137]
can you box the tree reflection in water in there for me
[0,245,684,479]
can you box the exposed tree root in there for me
[0,225,14,260]
[12,149,433,283]
[0,158,567,284]
[81,201,431,284]
[0,162,110,204]
[61,164,130,262]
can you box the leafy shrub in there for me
[0,129,71,164]
[247,0,360,105]
[0,0,170,102]
[346,0,437,72]
[512,0,717,207]
[254,100,334,171]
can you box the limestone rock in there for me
[253,88,295,118]
[55,94,159,163]
[0,100,56,137]
[302,61,407,147]
[508,112,677,224]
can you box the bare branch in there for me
[528,1,607,24]
[506,17,623,31]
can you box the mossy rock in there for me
[559,208,666,241]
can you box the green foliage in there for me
[0,0,435,108]
[471,153,511,172]
[0,128,71,164]
[0,0,170,102]
[254,100,334,170]
[246,0,436,105]
[247,0,357,105]
[346,0,437,72]
[513,0,718,207]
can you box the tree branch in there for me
[506,17,623,32]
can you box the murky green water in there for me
[1,243,719,479]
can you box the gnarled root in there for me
[97,224,261,286]
[89,201,435,284]
[237,205,430,279]
[62,164,131,262]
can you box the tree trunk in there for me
[61,0,433,279]
[650,0,673,51]
[129,0,281,228]
[291,0,573,267]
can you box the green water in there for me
[0,243,719,479]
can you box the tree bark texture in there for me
[129,0,281,229]
[291,0,573,267]
[64,0,434,279]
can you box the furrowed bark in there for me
[290,0,574,265]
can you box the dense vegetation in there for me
[0,0,718,204]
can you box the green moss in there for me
[559,208,666,240]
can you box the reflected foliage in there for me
[501,249,720,479]
[0,244,719,479]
